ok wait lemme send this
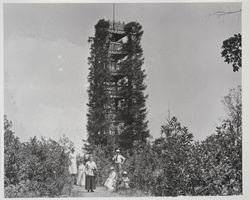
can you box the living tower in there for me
[87,18,149,150]
[106,21,127,149]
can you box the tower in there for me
[106,21,127,149]
[87,19,149,150]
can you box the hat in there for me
[122,171,128,175]
[110,166,115,170]
[116,149,120,153]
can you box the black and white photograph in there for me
[1,1,247,198]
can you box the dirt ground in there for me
[69,185,122,197]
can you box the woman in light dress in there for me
[69,149,78,185]
[104,166,117,192]
[77,160,86,186]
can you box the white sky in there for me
[4,3,241,154]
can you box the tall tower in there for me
[106,21,127,149]
[87,19,149,150]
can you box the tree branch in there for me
[208,9,242,18]
[212,9,242,17]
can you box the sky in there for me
[4,3,241,154]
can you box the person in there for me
[85,156,98,192]
[118,171,130,190]
[69,148,78,185]
[104,166,117,192]
[77,160,86,187]
[112,149,125,175]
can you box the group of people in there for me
[104,167,130,192]
[68,148,130,193]
[104,149,130,191]
[69,150,97,192]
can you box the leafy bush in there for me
[84,113,242,196]
[122,142,158,194]
[4,116,23,187]
[4,116,73,197]
[150,117,195,196]
[4,86,241,197]
[120,86,242,196]
[192,122,242,195]
[121,116,242,196]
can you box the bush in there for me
[84,116,241,196]
[4,116,23,187]
[117,86,242,196]
[4,116,73,197]
[122,142,158,193]
[192,121,242,195]
[150,117,195,196]
[118,116,242,196]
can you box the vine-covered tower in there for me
[87,19,149,150]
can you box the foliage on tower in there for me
[119,22,149,148]
[86,19,149,149]
[87,19,111,146]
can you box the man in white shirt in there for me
[112,149,125,175]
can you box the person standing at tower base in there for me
[85,156,98,192]
[112,149,125,175]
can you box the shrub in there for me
[192,121,242,195]
[122,142,158,193]
[118,116,242,196]
[4,116,23,187]
[150,117,195,196]
[4,116,73,197]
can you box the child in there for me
[121,171,130,189]
[104,166,117,192]
[77,160,86,187]
[117,171,130,190]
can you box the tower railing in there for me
[107,62,125,76]
[109,42,127,54]
[108,20,125,32]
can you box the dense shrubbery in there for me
[150,117,196,196]
[5,87,242,197]
[192,122,242,195]
[4,117,73,197]
[87,120,242,196]
[89,121,242,196]
[116,117,241,196]
[87,86,242,196]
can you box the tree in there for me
[207,8,242,72]
[221,85,242,134]
[190,86,242,195]
[58,134,74,153]
[86,19,111,146]
[152,116,194,196]
[119,21,149,148]
[208,9,241,18]
[221,34,241,72]
[4,115,22,186]
[4,116,73,197]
